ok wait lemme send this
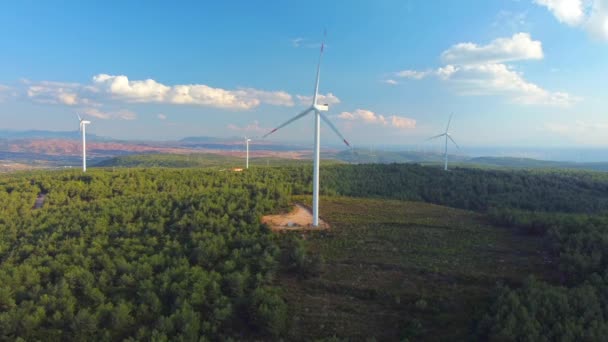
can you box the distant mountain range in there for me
[1,130,608,172]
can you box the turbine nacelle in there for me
[314,103,329,112]
[79,121,90,132]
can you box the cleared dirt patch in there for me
[262,203,330,231]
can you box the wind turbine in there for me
[263,33,350,227]
[428,114,458,171]
[78,114,91,172]
[245,137,252,169]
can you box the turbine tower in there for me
[263,33,350,227]
[428,114,458,171]
[78,114,91,172]
[245,137,251,169]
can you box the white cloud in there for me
[534,0,585,26]
[93,74,169,102]
[586,0,608,40]
[290,37,323,49]
[338,109,416,129]
[82,108,137,121]
[439,63,581,105]
[440,33,543,65]
[536,0,608,40]
[26,81,92,106]
[291,38,304,47]
[297,92,341,106]
[227,120,267,133]
[393,33,578,107]
[237,88,294,106]
[395,70,431,79]
[157,113,167,120]
[93,74,294,110]
[24,74,296,111]
[383,79,399,85]
[391,116,417,129]
[436,65,458,80]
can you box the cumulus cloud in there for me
[92,74,294,110]
[391,116,417,129]
[26,81,94,106]
[440,33,543,65]
[586,0,608,40]
[535,0,585,26]
[338,109,416,129]
[383,79,399,85]
[536,0,608,40]
[23,75,296,112]
[296,92,341,106]
[82,108,137,120]
[438,63,581,105]
[157,113,167,120]
[393,33,578,106]
[93,74,169,102]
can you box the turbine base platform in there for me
[261,203,330,231]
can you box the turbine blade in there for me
[426,133,445,141]
[263,107,313,138]
[445,113,453,133]
[448,134,459,149]
[312,31,326,106]
[320,112,350,147]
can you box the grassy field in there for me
[278,196,555,341]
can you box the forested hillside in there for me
[2,163,608,340]
[0,169,292,340]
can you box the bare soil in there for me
[262,203,330,231]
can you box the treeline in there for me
[316,164,608,214]
[95,161,608,215]
[0,168,293,340]
[95,154,237,168]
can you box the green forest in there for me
[2,162,608,340]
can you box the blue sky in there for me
[0,0,607,148]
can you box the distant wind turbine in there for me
[245,137,252,169]
[263,32,350,227]
[78,114,91,172]
[428,114,458,171]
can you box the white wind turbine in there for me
[78,114,91,172]
[428,114,458,171]
[263,34,350,227]
[245,137,252,169]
